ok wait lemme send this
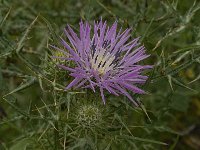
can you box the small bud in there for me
[76,104,102,128]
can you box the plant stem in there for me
[54,121,59,150]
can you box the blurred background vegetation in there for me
[0,0,200,149]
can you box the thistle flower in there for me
[53,19,152,106]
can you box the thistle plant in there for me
[1,0,200,150]
[53,19,152,106]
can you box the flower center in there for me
[90,47,116,75]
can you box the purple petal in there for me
[113,83,138,107]
[65,78,82,90]
[100,86,106,105]
[57,64,76,72]
[118,81,146,94]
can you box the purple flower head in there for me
[54,19,152,106]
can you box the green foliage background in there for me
[0,0,200,149]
